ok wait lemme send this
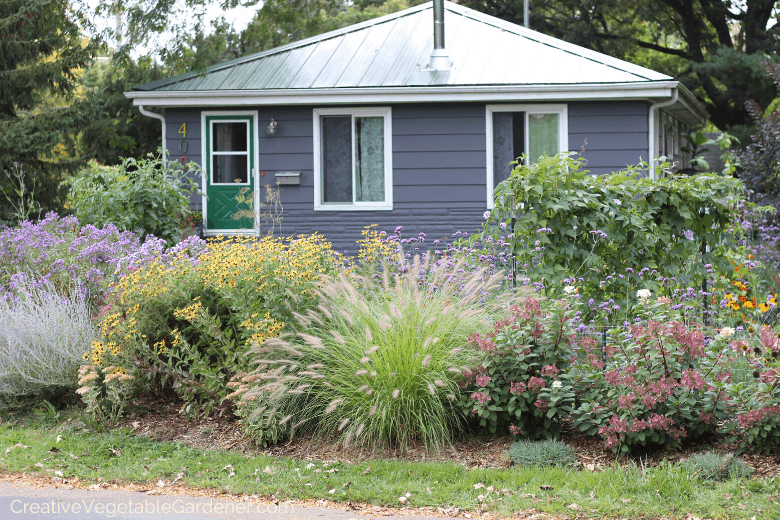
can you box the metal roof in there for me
[135,1,671,93]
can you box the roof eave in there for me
[126,81,681,107]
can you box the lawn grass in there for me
[0,406,777,519]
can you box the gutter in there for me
[138,105,167,164]
[647,88,678,180]
[125,82,683,109]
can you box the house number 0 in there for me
[179,140,188,153]
[179,156,189,166]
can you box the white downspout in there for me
[647,88,677,180]
[138,105,167,164]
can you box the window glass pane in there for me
[492,112,524,187]
[213,122,248,152]
[212,155,248,184]
[528,113,559,163]
[322,116,352,203]
[355,117,385,202]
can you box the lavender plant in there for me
[0,280,96,403]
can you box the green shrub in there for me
[506,439,576,468]
[486,152,745,307]
[231,257,512,450]
[85,234,342,416]
[63,153,200,246]
[679,451,752,481]
[569,298,730,455]
[457,296,577,440]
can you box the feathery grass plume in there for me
[237,254,516,451]
[339,310,354,327]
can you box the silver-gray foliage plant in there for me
[0,280,96,402]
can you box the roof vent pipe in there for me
[426,0,452,70]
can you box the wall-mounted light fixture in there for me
[266,119,278,136]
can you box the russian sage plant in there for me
[0,281,96,402]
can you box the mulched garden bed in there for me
[119,396,780,478]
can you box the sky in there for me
[84,0,257,56]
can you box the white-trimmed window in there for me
[313,107,393,211]
[486,104,568,208]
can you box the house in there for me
[125,0,708,252]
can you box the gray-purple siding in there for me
[163,101,648,253]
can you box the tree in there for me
[736,61,780,209]
[76,57,167,165]
[462,0,780,137]
[0,0,102,220]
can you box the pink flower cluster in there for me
[736,405,780,430]
[527,376,546,391]
[471,391,492,405]
[509,381,526,395]
[540,364,559,376]
[509,424,523,436]
[599,413,686,449]
[475,374,492,387]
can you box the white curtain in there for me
[355,117,385,202]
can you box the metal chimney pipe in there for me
[426,0,452,70]
[433,0,445,49]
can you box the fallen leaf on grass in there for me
[109,448,122,457]
[568,503,580,511]
[305,463,315,470]
[621,498,631,504]
[474,483,485,490]
[34,463,44,468]
[48,447,60,454]
[222,464,235,478]
[328,488,335,495]
[54,470,63,477]
[55,435,62,443]
[263,466,274,474]
[362,466,371,475]
[539,485,554,491]
[156,480,166,488]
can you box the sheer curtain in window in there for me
[355,117,384,202]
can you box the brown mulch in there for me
[117,396,780,478]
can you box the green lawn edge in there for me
[0,424,777,519]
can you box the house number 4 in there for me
[178,123,187,138]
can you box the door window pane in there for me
[528,113,559,163]
[212,155,248,184]
[321,116,352,203]
[355,117,385,202]
[213,122,248,151]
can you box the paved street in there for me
[0,482,442,520]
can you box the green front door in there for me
[204,114,256,232]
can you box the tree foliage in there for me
[736,61,780,210]
[462,0,780,134]
[0,0,102,219]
